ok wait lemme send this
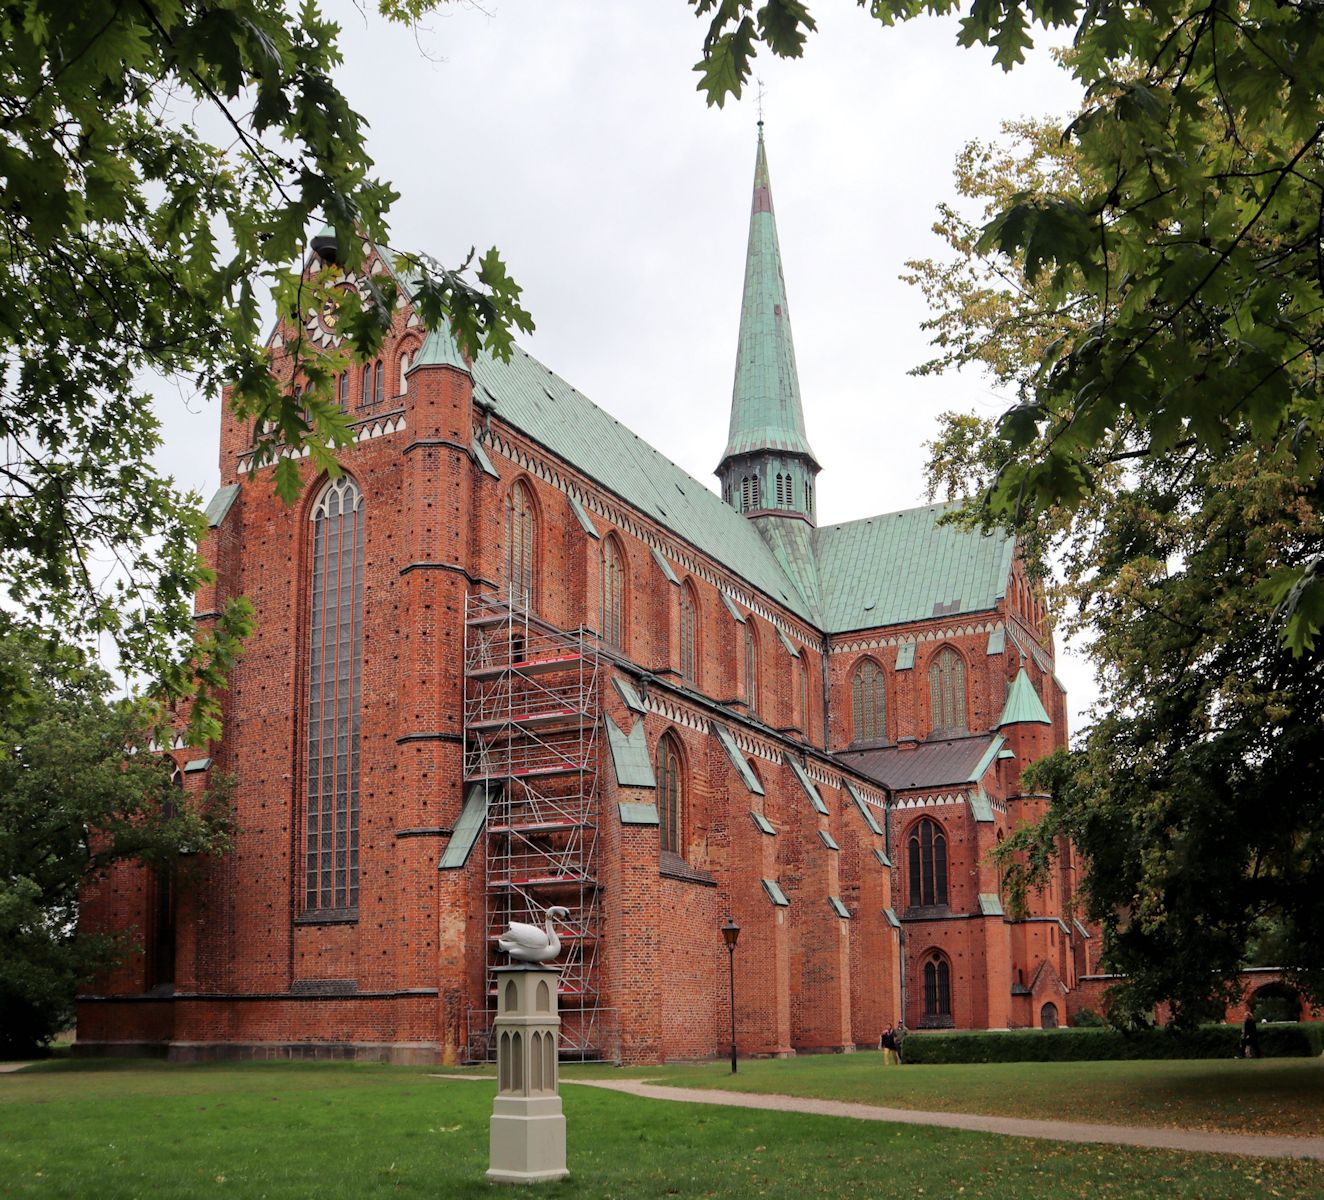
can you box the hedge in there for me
[900,1023,1324,1064]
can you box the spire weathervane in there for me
[756,77,766,126]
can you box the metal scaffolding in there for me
[463,592,613,1060]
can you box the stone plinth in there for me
[487,966,568,1185]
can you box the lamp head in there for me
[721,916,741,949]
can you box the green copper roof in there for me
[605,716,657,788]
[470,348,817,618]
[411,322,468,373]
[814,503,1015,632]
[719,128,818,469]
[998,667,1052,727]
[438,783,489,869]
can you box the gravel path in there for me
[563,1078,1324,1162]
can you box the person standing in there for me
[1240,1012,1260,1059]
[880,1024,899,1066]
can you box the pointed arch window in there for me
[679,581,699,685]
[306,475,364,913]
[656,732,684,855]
[740,475,752,512]
[374,358,384,404]
[751,474,761,509]
[851,658,886,743]
[923,952,952,1018]
[929,647,967,733]
[744,621,760,718]
[908,818,948,908]
[505,481,537,609]
[360,364,372,407]
[601,535,625,648]
[785,474,794,508]
[337,372,349,408]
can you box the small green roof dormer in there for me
[717,123,821,527]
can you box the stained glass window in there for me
[679,582,698,684]
[744,621,759,718]
[923,954,952,1016]
[851,658,885,742]
[929,647,967,733]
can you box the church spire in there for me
[717,124,820,525]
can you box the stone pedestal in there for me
[487,966,568,1185]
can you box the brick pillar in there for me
[396,361,477,1058]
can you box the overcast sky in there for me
[153,1,1098,733]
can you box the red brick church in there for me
[78,127,1088,1063]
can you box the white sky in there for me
[152,1,1099,735]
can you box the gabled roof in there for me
[469,347,818,619]
[814,502,1015,632]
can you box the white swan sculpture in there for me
[498,906,571,964]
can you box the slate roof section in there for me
[978,893,1006,917]
[814,502,1015,632]
[619,802,659,826]
[838,733,1000,792]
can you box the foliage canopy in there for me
[0,621,232,1055]
[0,0,531,740]
[689,2,1324,1018]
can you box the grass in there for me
[0,1059,1322,1199]
[563,1052,1324,1138]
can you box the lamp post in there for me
[721,916,740,1073]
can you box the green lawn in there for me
[567,1052,1324,1139]
[1,1059,1321,1199]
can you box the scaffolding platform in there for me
[462,592,610,1062]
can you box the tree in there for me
[913,108,1324,1022]
[686,3,1324,1018]
[0,620,233,1055]
[0,0,531,741]
[690,0,1324,650]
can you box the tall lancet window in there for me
[679,581,699,685]
[656,733,684,855]
[601,535,626,648]
[744,621,759,717]
[505,481,536,609]
[306,475,364,913]
[929,647,967,733]
[852,658,886,743]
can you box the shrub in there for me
[900,1023,1324,1064]
[1070,1007,1107,1028]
